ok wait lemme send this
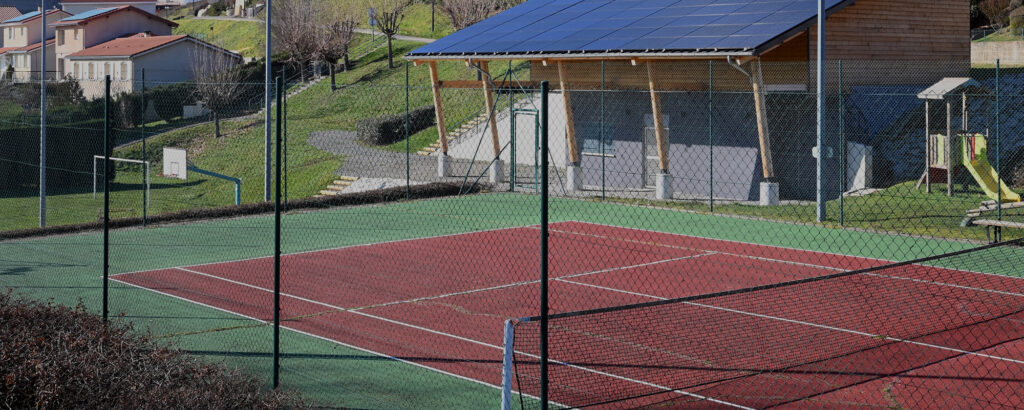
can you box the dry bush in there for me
[0,291,308,409]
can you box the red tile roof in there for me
[67,34,184,57]
[53,5,176,27]
[0,46,17,55]
[10,38,56,52]
[0,7,21,22]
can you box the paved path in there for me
[194,15,261,22]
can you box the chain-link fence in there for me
[3,58,1024,408]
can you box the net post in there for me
[501,319,515,410]
[273,75,283,389]
[103,75,111,323]
[539,79,550,410]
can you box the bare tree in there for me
[439,0,494,31]
[373,0,409,69]
[191,49,243,139]
[272,0,319,80]
[980,0,1013,29]
[314,0,358,89]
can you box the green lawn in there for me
[174,18,265,58]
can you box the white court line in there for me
[556,278,1024,366]
[109,276,567,408]
[141,260,743,408]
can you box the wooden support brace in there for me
[479,61,501,158]
[428,62,449,155]
[558,62,580,164]
[647,61,670,173]
[751,61,774,179]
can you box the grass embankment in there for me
[174,19,265,58]
[605,181,1023,242]
[2,38,524,231]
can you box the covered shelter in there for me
[407,0,969,202]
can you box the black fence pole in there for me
[405,61,411,199]
[273,75,283,389]
[141,68,147,227]
[539,80,550,410]
[103,75,111,323]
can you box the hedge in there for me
[355,105,435,146]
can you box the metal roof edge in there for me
[752,0,857,56]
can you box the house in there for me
[4,0,60,14]
[0,7,21,75]
[51,6,177,78]
[0,9,71,81]
[65,34,241,98]
[60,0,158,15]
[407,0,969,202]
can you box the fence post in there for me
[103,75,111,323]
[996,59,1002,237]
[283,66,289,210]
[141,69,147,227]
[405,61,411,199]
[273,75,283,389]
[539,80,550,410]
[839,60,845,226]
[708,60,714,213]
[601,61,606,199]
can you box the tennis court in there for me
[110,221,1024,408]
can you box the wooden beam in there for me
[750,61,774,179]
[647,61,669,172]
[558,62,580,164]
[480,61,501,158]
[428,62,449,155]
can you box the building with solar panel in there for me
[407,0,969,203]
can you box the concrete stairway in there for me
[317,176,359,197]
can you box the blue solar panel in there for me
[3,11,39,23]
[60,8,116,22]
[408,0,853,57]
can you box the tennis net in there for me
[502,239,1024,409]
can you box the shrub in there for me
[0,291,307,409]
[148,82,196,122]
[355,106,436,146]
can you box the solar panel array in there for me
[409,0,848,57]
[57,7,117,23]
[2,10,39,24]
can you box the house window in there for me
[581,123,616,157]
[74,29,79,40]
[58,30,64,46]
[73,62,79,79]
[104,62,110,78]
[120,62,127,80]
[88,63,94,80]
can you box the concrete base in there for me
[759,182,780,206]
[437,154,450,177]
[489,159,505,184]
[565,165,583,192]
[655,173,673,200]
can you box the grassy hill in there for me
[174,19,265,58]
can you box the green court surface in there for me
[0,192,1010,408]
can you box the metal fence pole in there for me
[39,3,47,228]
[996,60,1002,238]
[709,60,714,213]
[103,75,111,323]
[284,66,289,210]
[539,80,550,410]
[601,61,606,199]
[406,61,411,199]
[141,68,147,227]
[264,0,273,202]
[839,60,845,226]
[273,75,283,389]
[816,0,827,222]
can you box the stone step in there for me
[319,190,339,196]
[325,185,347,192]
[332,180,353,186]
[337,176,359,182]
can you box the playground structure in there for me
[162,147,242,206]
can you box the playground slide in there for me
[962,134,1021,203]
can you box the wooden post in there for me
[558,62,580,164]
[428,62,449,155]
[947,100,952,196]
[479,61,501,158]
[751,61,774,179]
[646,61,669,172]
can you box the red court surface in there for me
[112,221,1024,408]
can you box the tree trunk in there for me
[330,62,336,90]
[387,36,394,69]
[342,54,350,72]
[214,112,221,139]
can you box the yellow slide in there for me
[962,134,1021,203]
